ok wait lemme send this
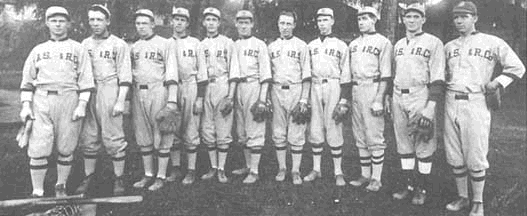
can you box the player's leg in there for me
[76,92,100,195]
[305,84,324,182]
[201,86,217,179]
[325,81,345,186]
[242,82,266,184]
[271,86,287,181]
[287,85,306,185]
[364,84,386,192]
[232,85,250,176]
[132,86,155,188]
[349,86,371,186]
[168,85,186,182]
[182,83,201,185]
[212,81,234,182]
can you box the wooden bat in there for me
[35,195,143,206]
[0,194,84,208]
[16,119,33,148]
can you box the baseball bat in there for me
[35,195,143,206]
[0,194,84,208]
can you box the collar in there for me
[471,31,480,35]
[207,33,219,38]
[142,34,156,41]
[406,31,425,44]
[93,33,110,40]
[240,35,252,40]
[173,34,188,40]
[281,35,293,40]
[362,31,377,35]
[319,33,335,42]
[49,36,68,42]
[415,31,425,36]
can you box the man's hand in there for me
[218,97,234,117]
[370,101,384,117]
[418,102,436,128]
[384,95,392,117]
[112,101,125,117]
[332,103,350,124]
[19,102,34,122]
[485,80,502,94]
[72,101,88,121]
[193,97,204,115]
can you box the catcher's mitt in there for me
[250,100,271,123]
[485,85,502,111]
[218,97,234,117]
[332,103,350,124]
[408,113,434,142]
[16,119,33,148]
[155,105,182,134]
[291,102,311,124]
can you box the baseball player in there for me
[443,2,525,215]
[19,6,94,197]
[197,7,240,183]
[75,4,131,196]
[230,10,272,184]
[304,8,351,187]
[166,7,203,185]
[388,3,445,205]
[268,10,311,185]
[348,7,392,192]
[130,9,179,191]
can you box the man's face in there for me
[135,16,155,38]
[403,11,425,33]
[46,15,69,36]
[357,14,376,32]
[202,15,220,34]
[278,15,295,38]
[88,10,109,36]
[172,15,189,34]
[236,18,253,37]
[453,13,477,33]
[317,15,334,35]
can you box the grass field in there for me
[0,83,525,216]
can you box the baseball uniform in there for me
[80,34,131,158]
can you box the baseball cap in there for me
[405,3,425,16]
[135,9,155,20]
[236,10,253,20]
[316,8,334,18]
[357,6,379,19]
[203,7,221,19]
[89,4,111,19]
[172,7,190,19]
[452,1,477,15]
[45,6,70,20]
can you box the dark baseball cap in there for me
[452,1,477,15]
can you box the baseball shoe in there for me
[303,170,321,182]
[469,201,484,216]
[55,184,67,197]
[74,173,94,194]
[132,176,153,188]
[411,188,427,205]
[392,185,414,200]
[217,169,229,183]
[28,193,43,198]
[292,172,303,185]
[201,168,217,180]
[113,176,125,196]
[335,174,346,186]
[242,172,259,184]
[166,167,183,182]
[182,170,196,185]
[349,176,370,187]
[148,178,166,191]
[445,196,470,211]
[275,169,287,182]
[365,179,382,192]
[232,167,250,175]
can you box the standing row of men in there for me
[19,2,524,216]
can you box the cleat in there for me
[349,176,370,187]
[113,176,125,196]
[132,176,153,188]
[292,172,303,185]
[74,174,94,195]
[147,178,165,191]
[303,170,321,182]
[469,201,484,216]
[28,193,43,198]
[446,197,470,211]
[166,167,183,182]
[393,185,414,200]
[55,184,67,197]
[217,169,229,183]
[411,188,427,205]
[182,170,196,185]
[232,167,250,175]
[275,169,287,182]
[242,172,259,184]
[365,179,382,192]
[201,168,217,180]
[335,174,346,186]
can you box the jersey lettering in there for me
[36,51,78,64]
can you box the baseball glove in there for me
[408,113,434,142]
[16,119,33,148]
[332,103,350,124]
[485,85,502,111]
[155,106,182,134]
[291,102,311,124]
[250,100,271,123]
[218,97,234,117]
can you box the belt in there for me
[454,94,469,100]
[139,85,148,90]
[239,77,259,83]
[281,85,290,90]
[400,89,410,94]
[208,76,228,83]
[352,78,380,85]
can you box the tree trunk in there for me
[379,0,398,43]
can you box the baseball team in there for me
[18,1,525,216]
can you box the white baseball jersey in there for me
[349,33,392,81]
[131,34,178,86]
[269,36,311,84]
[308,36,351,83]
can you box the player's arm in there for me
[487,38,526,91]
[338,44,352,105]
[165,40,179,108]
[73,46,95,121]
[19,49,38,121]
[227,40,240,99]
[372,40,393,116]
[300,42,312,103]
[258,42,272,102]
[113,41,132,116]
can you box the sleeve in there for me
[493,38,526,88]
[20,48,37,102]
[258,41,272,84]
[164,39,179,86]
[227,39,240,82]
[300,41,312,82]
[196,41,208,97]
[428,38,446,102]
[116,40,132,86]
[77,45,95,93]
[379,39,393,81]
[339,43,351,84]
